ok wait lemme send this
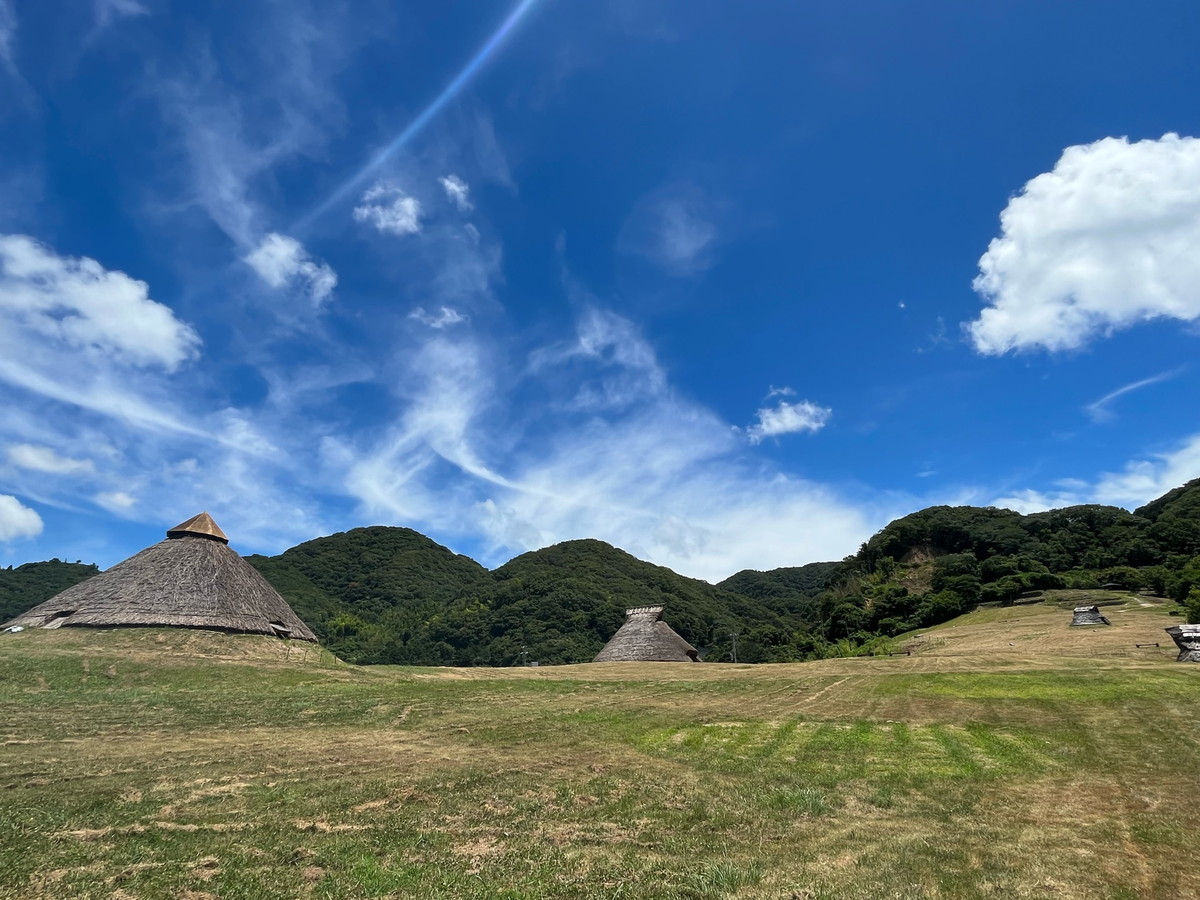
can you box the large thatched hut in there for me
[1165,625,1200,662]
[593,606,699,662]
[1070,605,1111,626]
[1,513,317,641]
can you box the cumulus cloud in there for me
[353,182,422,236]
[0,235,200,370]
[244,233,337,304]
[747,397,832,444]
[7,444,95,476]
[618,182,719,275]
[439,175,472,212]
[0,494,42,541]
[409,306,467,329]
[969,134,1200,354]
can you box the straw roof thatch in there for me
[593,606,699,662]
[1165,625,1200,662]
[1070,605,1111,626]
[1,513,317,641]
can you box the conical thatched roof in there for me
[593,606,699,662]
[1165,625,1200,662]
[1,514,317,641]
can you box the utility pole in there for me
[521,644,529,667]
[731,631,739,664]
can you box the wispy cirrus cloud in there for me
[1084,367,1185,423]
[992,432,1200,514]
[0,0,18,78]
[7,444,96,476]
[409,306,467,329]
[617,181,720,275]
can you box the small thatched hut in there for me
[1070,605,1111,626]
[1,513,317,641]
[593,606,698,662]
[1165,625,1200,662]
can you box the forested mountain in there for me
[0,560,99,623]
[718,561,842,621]
[5,481,1199,663]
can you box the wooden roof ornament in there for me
[167,511,229,543]
[1,514,316,641]
[1070,605,1111,626]
[593,606,699,663]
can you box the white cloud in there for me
[0,0,17,77]
[1084,367,1184,423]
[992,432,1200,514]
[0,235,200,371]
[439,175,472,212]
[618,182,719,275]
[353,182,422,236]
[95,490,137,512]
[244,233,337,304]
[969,134,1200,354]
[747,398,832,444]
[409,306,467,329]
[94,0,148,29]
[0,495,42,541]
[337,309,884,581]
[7,444,95,476]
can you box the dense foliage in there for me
[0,560,100,623]
[5,480,1199,662]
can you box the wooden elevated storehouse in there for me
[1,513,317,641]
[593,606,699,662]
[1070,605,1111,627]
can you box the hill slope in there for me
[0,560,99,623]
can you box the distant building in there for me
[1070,605,1111,627]
[593,606,699,662]
[1,513,316,641]
[1165,625,1200,662]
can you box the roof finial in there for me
[166,512,229,544]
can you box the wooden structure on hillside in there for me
[1070,606,1111,626]
[593,606,699,662]
[1165,625,1200,662]
[1,513,317,641]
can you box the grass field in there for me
[1,595,1196,899]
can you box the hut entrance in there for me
[41,610,75,629]
[268,621,293,638]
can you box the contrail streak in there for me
[293,0,543,234]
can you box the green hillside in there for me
[5,480,1200,663]
[244,526,491,665]
[718,561,842,620]
[0,560,99,623]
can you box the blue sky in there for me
[2,0,1200,581]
